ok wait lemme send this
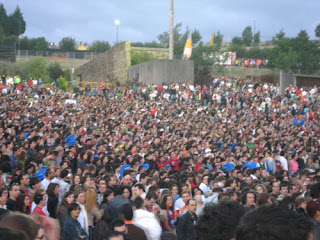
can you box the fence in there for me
[17,50,101,60]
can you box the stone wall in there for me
[280,71,295,93]
[131,47,169,59]
[74,41,131,84]
[128,59,194,85]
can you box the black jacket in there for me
[176,211,198,240]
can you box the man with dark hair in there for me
[40,168,54,190]
[111,219,128,235]
[144,192,158,212]
[121,203,147,240]
[176,199,198,240]
[133,197,162,240]
[196,200,245,240]
[277,183,289,201]
[51,169,70,201]
[109,186,130,220]
[133,183,146,200]
[138,172,149,186]
[237,205,313,240]
[6,184,20,211]
[32,194,47,216]
[270,180,280,198]
[18,174,30,207]
[29,177,40,197]
[310,183,320,198]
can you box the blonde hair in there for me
[85,187,98,212]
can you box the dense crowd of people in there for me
[0,75,319,240]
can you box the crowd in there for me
[0,74,319,240]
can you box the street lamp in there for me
[115,19,120,44]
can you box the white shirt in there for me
[199,182,210,194]
[51,178,70,202]
[40,178,51,191]
[174,197,185,211]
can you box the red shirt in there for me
[32,206,47,216]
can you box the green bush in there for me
[131,50,157,65]
[57,76,68,91]
[48,62,63,81]
[18,57,50,82]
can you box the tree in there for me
[6,6,26,36]
[315,24,320,38]
[232,36,243,46]
[59,37,76,51]
[18,57,50,81]
[214,31,223,47]
[272,29,285,42]
[268,30,320,73]
[253,31,260,45]
[48,62,64,81]
[34,37,48,50]
[242,26,253,46]
[89,40,111,52]
[0,4,8,35]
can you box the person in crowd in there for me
[32,193,48,216]
[47,182,60,218]
[14,193,30,214]
[120,203,147,240]
[196,200,245,240]
[306,198,320,239]
[75,191,89,236]
[85,187,102,240]
[6,183,20,211]
[133,196,162,240]
[109,186,130,220]
[57,191,75,237]
[237,205,313,240]
[176,199,198,240]
[63,202,88,240]
[159,194,175,232]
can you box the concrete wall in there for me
[131,47,169,59]
[280,71,295,93]
[128,59,194,85]
[75,41,131,84]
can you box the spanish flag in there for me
[183,32,192,59]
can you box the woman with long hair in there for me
[100,189,114,214]
[159,194,174,232]
[85,188,102,240]
[47,182,60,218]
[121,186,132,202]
[57,191,75,238]
[14,193,30,214]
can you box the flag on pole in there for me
[210,32,214,46]
[183,32,192,59]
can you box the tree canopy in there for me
[59,37,76,51]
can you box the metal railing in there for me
[17,50,101,60]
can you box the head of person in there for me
[99,183,108,194]
[121,186,132,200]
[271,181,280,195]
[29,177,40,190]
[241,191,257,207]
[107,232,125,240]
[306,198,320,221]
[34,193,46,207]
[111,219,128,235]
[186,199,197,215]
[14,194,30,212]
[102,190,115,204]
[17,174,29,188]
[280,183,289,197]
[0,226,29,240]
[254,184,267,195]
[46,182,60,196]
[122,175,132,186]
[133,183,145,197]
[121,203,134,221]
[68,202,81,219]
[236,205,313,240]
[134,196,144,210]
[57,191,74,216]
[196,200,245,240]
[160,194,174,210]
[181,191,191,205]
[0,213,40,240]
[256,192,272,207]
[145,191,157,209]
[75,191,86,204]
[9,184,20,200]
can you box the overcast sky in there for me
[1,0,319,45]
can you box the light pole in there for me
[169,0,174,60]
[115,19,120,44]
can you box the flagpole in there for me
[169,0,174,60]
